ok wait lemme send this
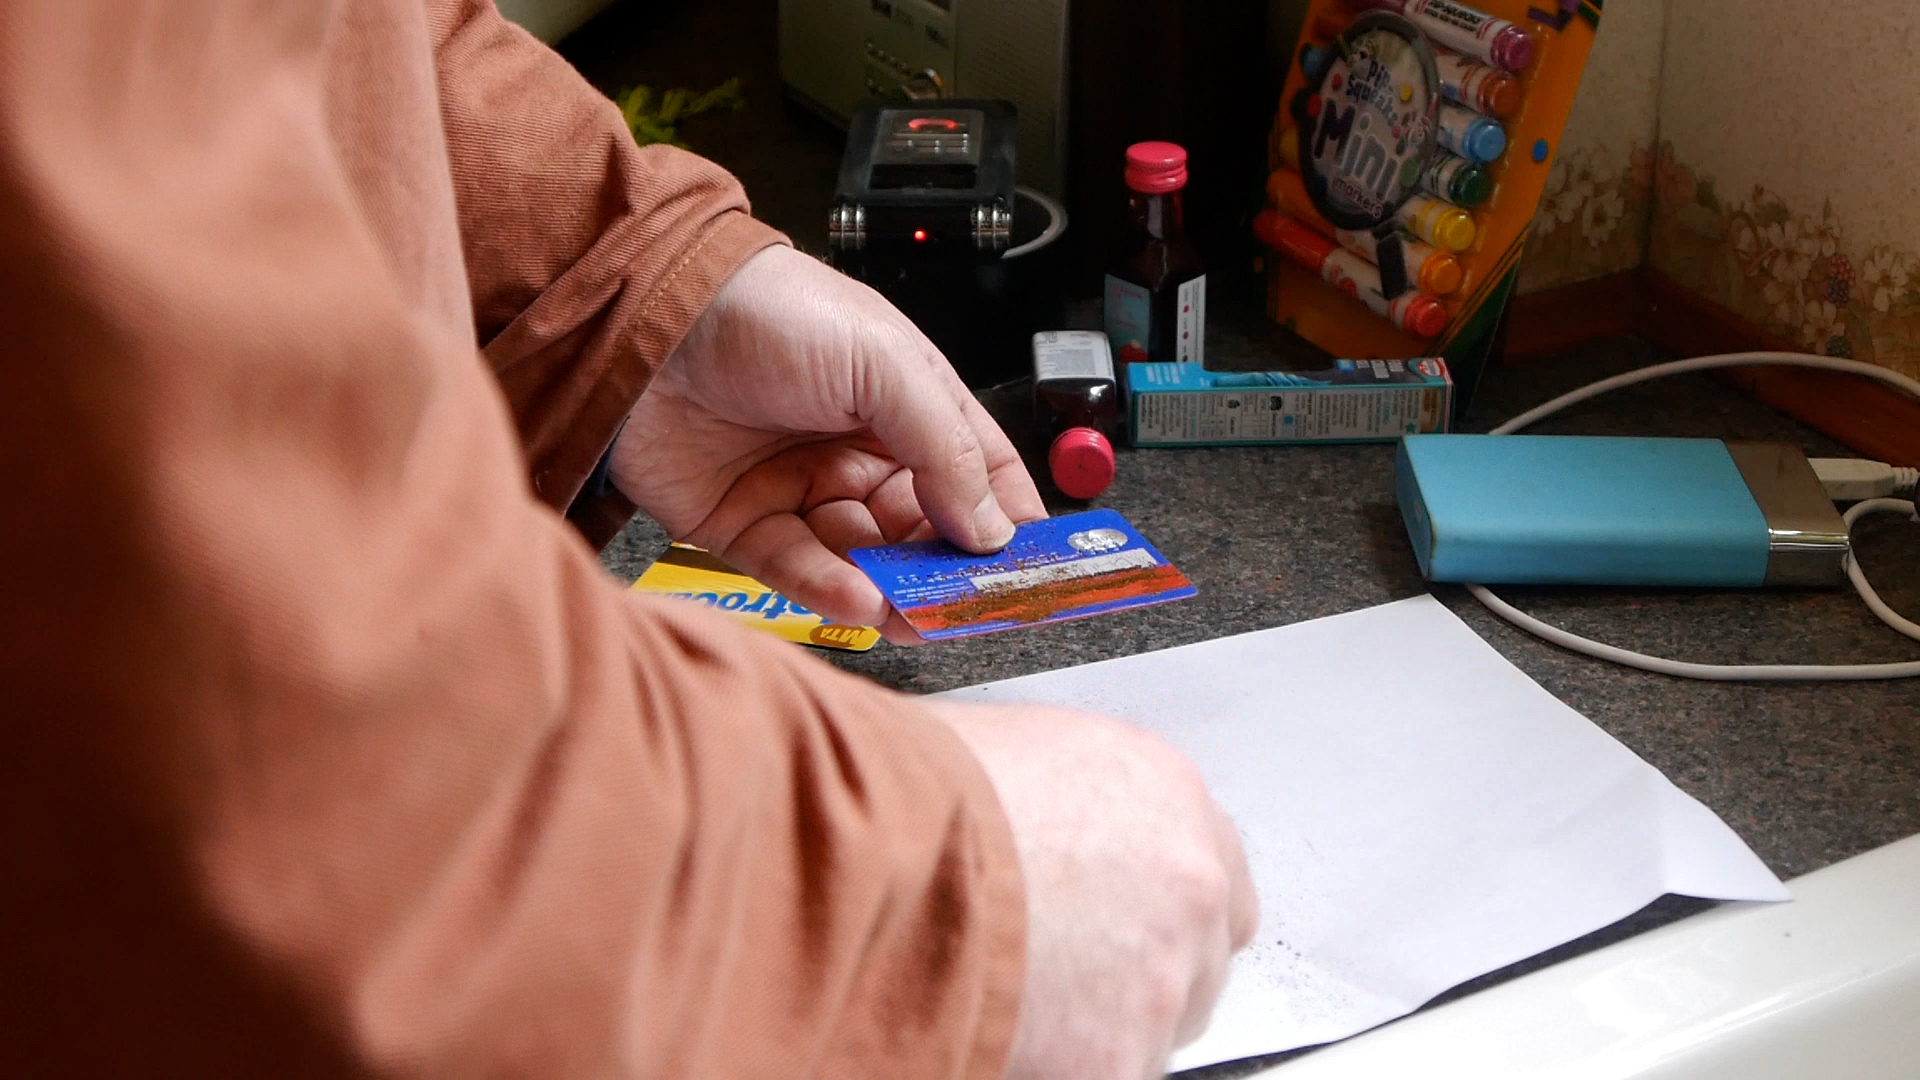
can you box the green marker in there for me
[1421,154,1492,209]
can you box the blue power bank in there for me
[1395,436,1850,587]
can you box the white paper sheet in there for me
[939,595,1789,1070]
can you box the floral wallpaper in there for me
[1509,0,1920,379]
[1512,0,1666,295]
[1650,144,1920,375]
[1515,140,1651,295]
[1645,0,1920,378]
[1522,134,1920,376]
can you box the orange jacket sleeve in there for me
[0,2,1023,1077]
[428,0,788,544]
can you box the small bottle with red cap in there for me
[1031,331,1118,501]
[1104,141,1207,367]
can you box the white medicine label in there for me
[1176,275,1206,363]
[1033,333,1115,383]
[1104,275,1152,363]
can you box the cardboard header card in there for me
[1260,0,1602,400]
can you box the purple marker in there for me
[1346,0,1536,73]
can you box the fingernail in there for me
[972,495,1016,550]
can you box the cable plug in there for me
[1811,458,1920,501]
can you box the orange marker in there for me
[1266,166,1336,234]
[1436,50,1522,120]
[1263,171,1464,296]
[1255,212,1449,339]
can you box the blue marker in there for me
[1434,103,1506,164]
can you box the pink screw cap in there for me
[1049,427,1116,500]
[1125,142,1190,194]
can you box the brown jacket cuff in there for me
[560,210,787,547]
[924,718,1029,1080]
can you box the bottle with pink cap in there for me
[1103,141,1207,368]
[1031,331,1119,501]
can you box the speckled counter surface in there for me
[598,334,1920,1077]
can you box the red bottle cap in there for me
[1125,142,1189,194]
[1049,427,1116,500]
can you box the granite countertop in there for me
[598,332,1920,1077]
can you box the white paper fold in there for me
[940,595,1788,1070]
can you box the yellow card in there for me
[629,544,882,652]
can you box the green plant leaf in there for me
[658,87,689,124]
[613,78,747,149]
[687,77,746,116]
[617,85,652,122]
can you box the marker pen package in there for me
[1260,0,1603,420]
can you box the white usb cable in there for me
[1471,351,1920,681]
[1810,457,1920,501]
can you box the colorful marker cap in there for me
[1252,208,1286,252]
[1049,428,1116,500]
[1301,45,1330,79]
[1462,120,1507,163]
[1277,128,1301,170]
[1490,26,1535,73]
[1125,142,1189,194]
[1266,169,1336,235]
[1448,164,1494,207]
[1482,75,1522,120]
[1417,253,1464,297]
[1405,295,1449,339]
[1430,209,1476,253]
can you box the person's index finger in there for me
[856,343,1016,554]
[719,513,895,630]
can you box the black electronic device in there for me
[827,99,1017,259]
[826,98,1062,389]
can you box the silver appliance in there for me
[777,0,1070,197]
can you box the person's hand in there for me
[609,245,1045,642]
[928,699,1260,1080]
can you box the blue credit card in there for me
[847,509,1196,641]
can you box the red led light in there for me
[913,229,928,242]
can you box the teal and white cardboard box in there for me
[1128,359,1452,447]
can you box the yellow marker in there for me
[1397,194,1476,253]
[1277,130,1475,254]
[1399,83,1412,102]
[630,544,882,652]
[1265,168,1465,296]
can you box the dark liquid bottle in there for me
[1032,331,1117,500]
[1104,141,1207,367]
